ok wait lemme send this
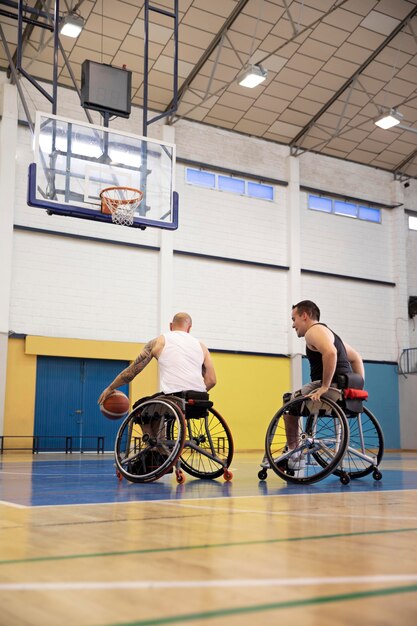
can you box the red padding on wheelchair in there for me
[343,388,368,400]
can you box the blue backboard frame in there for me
[27,112,179,231]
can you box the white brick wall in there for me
[174,164,287,266]
[175,119,289,181]
[301,274,398,361]
[300,151,394,206]
[300,191,394,281]
[173,255,288,354]
[2,75,417,363]
[10,231,159,341]
[407,227,417,349]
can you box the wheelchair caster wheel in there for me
[373,469,382,481]
[176,470,185,484]
[340,473,350,485]
[258,469,268,480]
[223,469,233,481]
[116,470,123,482]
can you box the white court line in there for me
[0,500,27,509]
[3,488,417,510]
[1,573,417,592]
[27,488,417,509]
[159,500,417,521]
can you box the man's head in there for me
[291,300,320,337]
[170,312,192,332]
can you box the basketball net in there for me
[100,187,144,226]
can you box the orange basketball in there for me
[100,391,130,420]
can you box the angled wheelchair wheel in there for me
[333,407,384,479]
[114,397,186,483]
[168,407,234,479]
[266,396,349,485]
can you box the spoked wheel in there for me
[167,407,234,479]
[332,406,384,479]
[114,398,186,483]
[265,396,349,485]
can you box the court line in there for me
[1,526,416,566]
[159,499,417,521]
[0,500,27,509]
[99,583,417,626]
[1,573,417,592]
[3,487,417,510]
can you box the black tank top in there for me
[306,323,352,382]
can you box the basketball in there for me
[100,390,130,420]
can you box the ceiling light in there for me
[374,109,403,130]
[238,64,267,88]
[59,12,85,38]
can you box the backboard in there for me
[28,112,178,230]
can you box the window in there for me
[185,167,274,201]
[309,195,332,212]
[409,216,417,231]
[186,168,215,188]
[334,201,357,218]
[308,194,381,224]
[359,206,381,223]
[248,181,274,200]
[218,175,245,194]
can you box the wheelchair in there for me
[258,373,384,485]
[114,391,234,484]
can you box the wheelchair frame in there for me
[114,393,234,484]
[259,393,384,485]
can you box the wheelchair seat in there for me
[169,390,214,420]
[336,372,368,414]
[114,391,233,484]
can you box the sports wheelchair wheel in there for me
[114,397,186,483]
[332,406,384,480]
[167,406,234,479]
[265,395,349,485]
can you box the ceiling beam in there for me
[394,147,417,178]
[289,4,417,151]
[164,0,250,113]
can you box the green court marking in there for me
[1,526,417,566]
[102,583,417,626]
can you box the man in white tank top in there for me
[98,312,216,404]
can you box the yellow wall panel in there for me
[4,338,37,439]
[5,336,289,451]
[209,352,290,451]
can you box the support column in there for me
[158,124,175,334]
[286,154,303,391]
[0,84,18,435]
[390,180,415,448]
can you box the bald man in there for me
[98,312,216,404]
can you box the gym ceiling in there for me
[1,0,417,178]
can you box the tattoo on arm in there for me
[119,339,155,383]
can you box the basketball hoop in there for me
[100,187,143,226]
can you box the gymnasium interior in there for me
[0,1,417,624]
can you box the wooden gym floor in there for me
[0,451,416,626]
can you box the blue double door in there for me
[34,356,129,452]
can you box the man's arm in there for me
[344,342,365,379]
[98,336,163,404]
[305,325,337,401]
[201,343,216,391]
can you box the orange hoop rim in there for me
[100,186,143,205]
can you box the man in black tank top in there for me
[286,300,364,453]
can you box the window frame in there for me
[185,167,275,202]
[308,193,381,224]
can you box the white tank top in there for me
[158,331,206,394]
